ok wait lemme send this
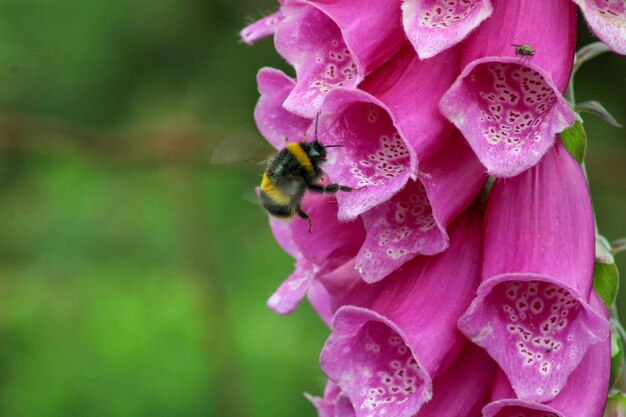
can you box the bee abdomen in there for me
[260,172,296,218]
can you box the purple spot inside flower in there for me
[440,59,575,177]
[418,0,482,29]
[321,102,411,219]
[493,282,582,379]
[473,63,555,149]
[459,277,610,402]
[589,0,626,19]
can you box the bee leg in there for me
[308,183,365,193]
[297,209,312,233]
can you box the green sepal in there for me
[611,320,626,390]
[561,120,587,164]
[594,261,620,308]
[605,391,626,417]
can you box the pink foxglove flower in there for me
[320,206,482,417]
[274,0,406,118]
[254,68,311,148]
[458,141,610,402]
[573,0,626,55]
[316,45,462,220]
[402,0,493,59]
[355,130,486,283]
[483,293,610,417]
[439,0,577,177]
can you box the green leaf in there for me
[561,120,587,164]
[577,100,623,128]
[611,320,626,390]
[573,41,612,76]
[593,261,620,308]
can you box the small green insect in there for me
[511,43,535,59]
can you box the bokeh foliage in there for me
[0,1,623,416]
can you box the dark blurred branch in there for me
[0,112,257,166]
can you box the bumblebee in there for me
[260,127,357,231]
[511,43,535,59]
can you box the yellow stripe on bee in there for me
[261,172,292,205]
[286,142,314,173]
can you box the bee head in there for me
[307,141,327,165]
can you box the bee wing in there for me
[243,188,262,206]
[210,128,274,165]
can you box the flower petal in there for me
[317,90,413,219]
[240,10,285,45]
[402,0,493,59]
[440,59,575,177]
[274,4,361,118]
[440,0,577,177]
[297,0,405,73]
[320,206,483,417]
[306,381,357,417]
[254,68,312,149]
[483,295,610,417]
[267,257,315,315]
[574,0,626,55]
[418,344,497,417]
[458,142,610,402]
[290,195,366,271]
[305,380,342,417]
[354,130,486,283]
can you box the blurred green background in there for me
[0,1,623,416]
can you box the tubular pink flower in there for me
[320,206,482,417]
[316,45,462,220]
[458,141,610,402]
[439,0,577,177]
[275,0,405,118]
[574,0,626,55]
[483,294,610,417]
[267,194,366,315]
[402,0,493,59]
[240,9,285,45]
[355,130,486,283]
[418,344,497,417]
[254,67,311,149]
